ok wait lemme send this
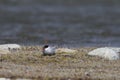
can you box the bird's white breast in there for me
[44,47,55,54]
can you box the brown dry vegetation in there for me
[0,46,120,80]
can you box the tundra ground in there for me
[0,46,120,80]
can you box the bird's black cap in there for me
[43,45,49,48]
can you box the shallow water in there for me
[0,0,120,47]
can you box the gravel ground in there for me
[0,46,120,80]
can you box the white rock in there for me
[108,47,120,53]
[0,44,21,50]
[56,48,77,54]
[88,47,119,60]
[0,78,10,80]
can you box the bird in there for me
[42,45,56,56]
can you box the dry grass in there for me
[0,46,120,80]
